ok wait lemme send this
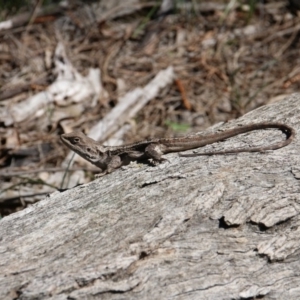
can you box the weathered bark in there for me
[2,94,300,300]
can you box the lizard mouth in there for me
[84,154,97,161]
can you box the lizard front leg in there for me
[94,155,123,177]
[106,155,123,174]
[106,151,151,173]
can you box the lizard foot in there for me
[95,171,107,178]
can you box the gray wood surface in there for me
[2,94,300,299]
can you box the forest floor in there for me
[1,0,300,216]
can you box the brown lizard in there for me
[60,122,295,176]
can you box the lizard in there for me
[60,122,295,176]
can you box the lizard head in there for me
[60,131,106,164]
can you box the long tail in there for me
[179,123,295,157]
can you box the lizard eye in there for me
[73,137,80,143]
[86,147,91,153]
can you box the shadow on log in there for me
[2,94,300,299]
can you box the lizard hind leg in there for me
[144,144,168,165]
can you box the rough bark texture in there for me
[2,94,300,300]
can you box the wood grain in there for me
[1,94,300,299]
